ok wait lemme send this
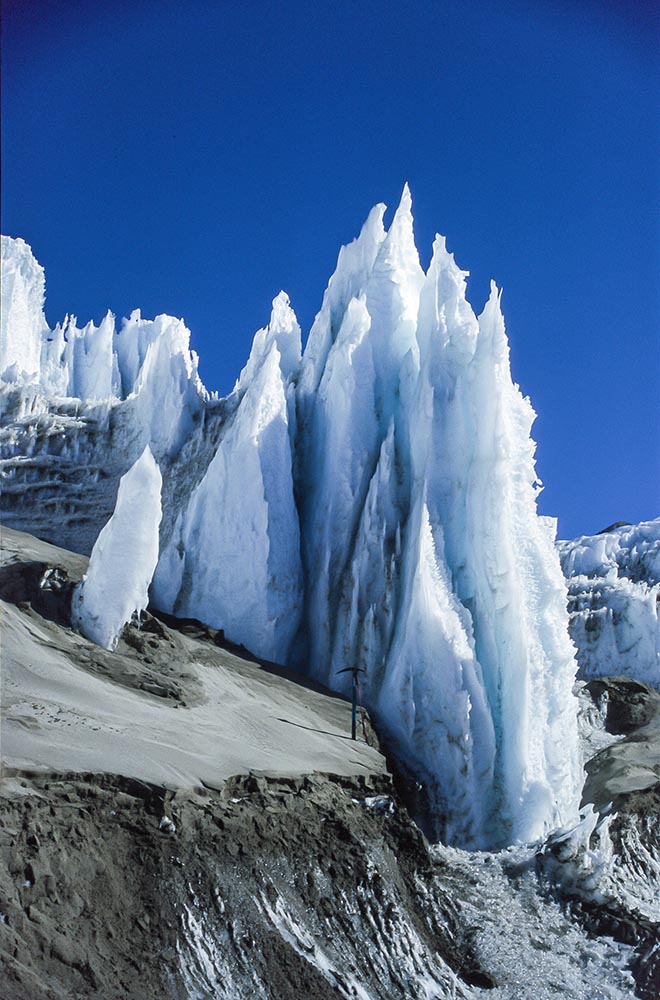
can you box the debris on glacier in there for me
[575,678,625,765]
[579,674,660,926]
[1,525,657,1000]
[559,519,660,689]
[72,446,162,650]
[159,815,177,835]
[539,803,616,905]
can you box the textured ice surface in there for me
[72,447,162,649]
[436,841,636,1000]
[295,189,580,848]
[0,237,206,554]
[153,300,303,660]
[559,519,660,689]
[1,236,205,419]
[1,235,53,383]
[1,201,581,849]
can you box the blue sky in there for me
[3,0,659,538]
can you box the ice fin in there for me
[0,236,50,383]
[72,447,163,650]
[236,291,301,392]
[299,202,387,396]
[378,182,420,274]
[171,341,303,662]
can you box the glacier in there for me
[559,519,660,689]
[0,191,583,848]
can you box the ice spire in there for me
[0,235,49,382]
[72,447,163,651]
[235,291,301,391]
[296,188,426,687]
[376,182,417,272]
[291,193,581,846]
[153,336,303,662]
[61,310,120,400]
[299,202,387,397]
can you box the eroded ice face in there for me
[559,518,660,690]
[0,193,582,849]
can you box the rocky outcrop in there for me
[0,771,493,1000]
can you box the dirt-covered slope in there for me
[1,526,658,1000]
[0,770,488,1000]
[0,526,383,787]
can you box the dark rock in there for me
[586,676,660,736]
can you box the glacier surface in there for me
[0,193,583,848]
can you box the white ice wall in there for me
[292,192,580,847]
[559,520,660,689]
[1,236,204,403]
[0,236,206,470]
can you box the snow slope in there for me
[0,195,582,848]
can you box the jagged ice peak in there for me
[0,189,582,849]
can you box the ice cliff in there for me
[0,192,582,848]
[559,519,660,690]
[0,234,207,554]
[152,292,303,661]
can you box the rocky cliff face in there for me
[0,771,482,1000]
[1,757,658,999]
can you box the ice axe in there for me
[337,666,366,741]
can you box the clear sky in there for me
[3,0,659,539]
